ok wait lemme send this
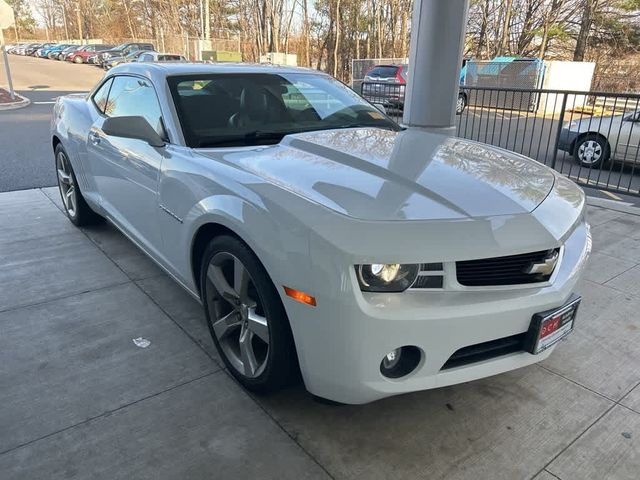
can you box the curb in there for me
[587,196,640,217]
[0,93,31,111]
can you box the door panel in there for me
[615,117,640,164]
[86,75,167,254]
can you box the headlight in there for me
[355,264,420,292]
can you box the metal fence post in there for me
[550,92,568,170]
[0,29,16,100]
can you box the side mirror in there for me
[102,116,165,147]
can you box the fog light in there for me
[379,346,422,379]
[382,348,402,370]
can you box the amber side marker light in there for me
[284,286,317,307]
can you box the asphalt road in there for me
[0,54,104,192]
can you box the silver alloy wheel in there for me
[56,150,77,217]
[206,252,270,378]
[577,140,602,165]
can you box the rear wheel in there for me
[200,235,298,393]
[73,55,83,64]
[55,145,102,226]
[574,134,610,169]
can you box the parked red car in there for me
[67,44,114,64]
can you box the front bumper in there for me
[284,221,590,404]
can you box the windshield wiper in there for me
[198,130,289,148]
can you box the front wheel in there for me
[73,55,83,64]
[574,134,610,169]
[55,145,103,226]
[456,93,467,115]
[200,235,298,393]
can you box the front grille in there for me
[456,249,559,287]
[441,333,527,370]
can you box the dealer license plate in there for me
[527,295,581,354]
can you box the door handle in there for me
[89,131,101,145]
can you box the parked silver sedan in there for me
[559,110,640,168]
[136,51,187,63]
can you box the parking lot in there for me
[0,54,103,192]
[1,51,640,479]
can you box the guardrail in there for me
[361,81,640,197]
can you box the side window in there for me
[92,78,113,114]
[141,54,152,62]
[104,76,165,138]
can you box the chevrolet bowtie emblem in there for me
[525,250,559,276]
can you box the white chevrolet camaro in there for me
[51,63,591,404]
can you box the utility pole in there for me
[204,0,210,41]
[76,4,82,44]
[62,4,69,41]
[200,0,204,41]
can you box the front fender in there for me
[158,151,313,302]
[187,194,311,293]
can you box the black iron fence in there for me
[361,81,640,197]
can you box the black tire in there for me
[456,93,467,115]
[200,235,299,393]
[573,133,610,169]
[54,144,103,226]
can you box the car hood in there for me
[197,128,556,221]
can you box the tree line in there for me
[5,0,640,80]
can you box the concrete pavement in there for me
[0,186,639,479]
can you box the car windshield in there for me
[168,72,399,148]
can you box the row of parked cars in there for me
[5,41,186,70]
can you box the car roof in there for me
[110,62,324,78]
